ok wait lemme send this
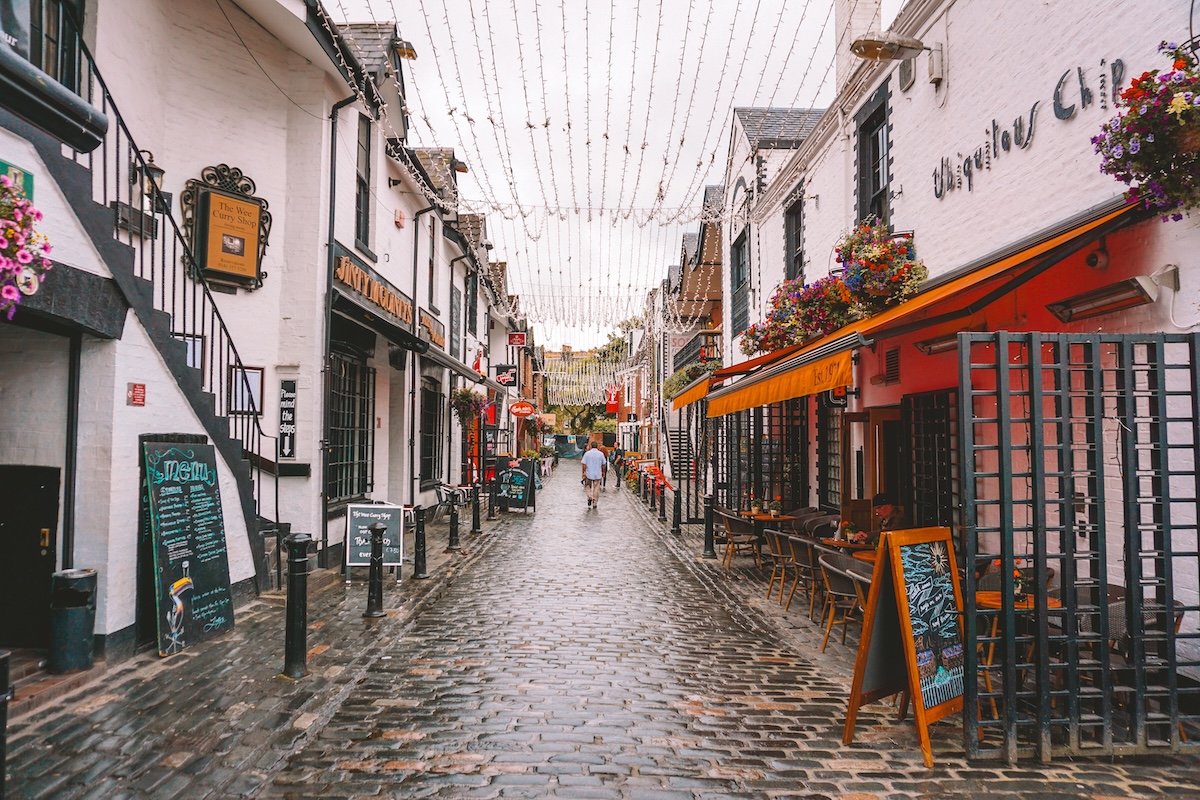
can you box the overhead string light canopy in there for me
[332,0,843,344]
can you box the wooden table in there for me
[820,538,874,551]
[975,591,1064,716]
[852,549,878,564]
[743,514,797,555]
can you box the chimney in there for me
[835,0,882,94]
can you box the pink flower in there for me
[15,250,31,264]
[1,284,19,301]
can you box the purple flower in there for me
[1,284,18,301]
[1129,138,1141,154]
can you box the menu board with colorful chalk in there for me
[142,442,235,656]
[495,462,534,510]
[344,504,404,567]
[843,527,963,768]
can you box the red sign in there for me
[508,332,527,347]
[509,401,535,418]
[127,383,146,407]
[605,383,620,413]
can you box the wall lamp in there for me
[914,327,985,355]
[1046,269,1179,322]
[850,31,944,84]
[394,39,418,61]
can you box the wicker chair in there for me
[818,554,863,652]
[784,535,822,618]
[763,529,792,603]
[716,510,759,569]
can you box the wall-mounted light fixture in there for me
[914,326,987,355]
[387,177,404,188]
[134,150,168,213]
[394,39,418,61]
[1046,269,1178,322]
[850,32,944,85]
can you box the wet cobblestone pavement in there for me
[7,470,1200,799]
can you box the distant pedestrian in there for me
[598,442,610,490]
[581,441,607,509]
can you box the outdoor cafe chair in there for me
[784,535,822,619]
[818,554,863,652]
[763,529,792,603]
[717,510,760,570]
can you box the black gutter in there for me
[319,92,358,567]
[62,331,81,568]
[0,41,107,152]
[409,204,437,505]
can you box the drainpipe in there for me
[409,204,437,505]
[319,93,358,568]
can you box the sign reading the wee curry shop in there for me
[333,245,415,329]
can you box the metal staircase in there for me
[28,11,275,585]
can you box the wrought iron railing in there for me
[48,7,277,525]
[673,330,720,373]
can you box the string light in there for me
[330,0,844,346]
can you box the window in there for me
[30,0,83,93]
[817,401,843,512]
[450,285,461,360]
[355,115,371,249]
[784,195,804,281]
[327,352,376,502]
[419,377,444,484]
[856,88,890,225]
[730,231,749,336]
[227,366,264,415]
[466,272,478,335]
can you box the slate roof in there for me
[412,148,458,205]
[701,185,723,222]
[682,233,699,266]
[732,107,826,149]
[667,264,683,293]
[342,23,399,80]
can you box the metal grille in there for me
[903,389,958,539]
[759,399,809,510]
[818,402,843,511]
[327,352,375,502]
[961,332,1200,762]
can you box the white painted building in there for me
[0,0,518,663]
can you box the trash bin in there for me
[48,568,97,674]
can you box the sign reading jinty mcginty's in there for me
[334,247,414,327]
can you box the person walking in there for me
[581,441,607,509]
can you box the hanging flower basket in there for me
[1,175,53,320]
[836,217,926,309]
[450,387,488,427]
[1094,41,1200,220]
[740,275,856,355]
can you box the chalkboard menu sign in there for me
[344,504,404,567]
[143,442,235,656]
[843,527,963,768]
[495,461,535,511]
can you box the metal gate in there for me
[960,332,1200,762]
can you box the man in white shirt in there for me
[580,441,607,509]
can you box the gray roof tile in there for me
[732,107,826,149]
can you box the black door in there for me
[0,465,60,647]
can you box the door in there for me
[841,407,902,531]
[0,465,60,647]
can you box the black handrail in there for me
[50,6,277,526]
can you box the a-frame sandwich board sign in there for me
[843,527,965,768]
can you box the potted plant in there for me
[450,387,488,427]
[767,496,783,517]
[1094,41,1200,220]
[0,174,53,320]
[836,217,927,310]
[740,275,858,356]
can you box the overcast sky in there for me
[332,0,902,348]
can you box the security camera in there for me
[1085,248,1109,270]
[482,239,494,250]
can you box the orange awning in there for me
[671,375,713,410]
[706,200,1142,419]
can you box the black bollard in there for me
[282,533,312,678]
[471,484,482,535]
[649,477,657,511]
[1,648,9,800]
[659,481,667,522]
[447,493,461,553]
[364,522,386,618]
[486,478,497,520]
[672,486,682,535]
[702,494,717,559]
[414,505,429,579]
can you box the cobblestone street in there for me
[7,470,1200,799]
